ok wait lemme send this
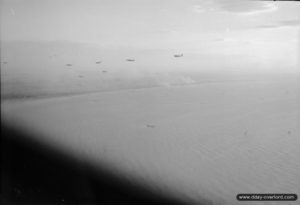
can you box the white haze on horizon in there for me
[1,0,299,98]
[1,39,299,99]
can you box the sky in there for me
[1,0,300,73]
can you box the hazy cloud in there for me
[192,1,216,13]
[193,0,278,15]
[218,0,278,15]
[255,19,300,29]
[280,19,300,26]
[255,25,281,29]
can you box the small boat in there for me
[126,59,135,62]
[174,54,183,58]
[146,124,155,128]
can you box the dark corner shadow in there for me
[1,122,191,205]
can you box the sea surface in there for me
[2,76,300,205]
